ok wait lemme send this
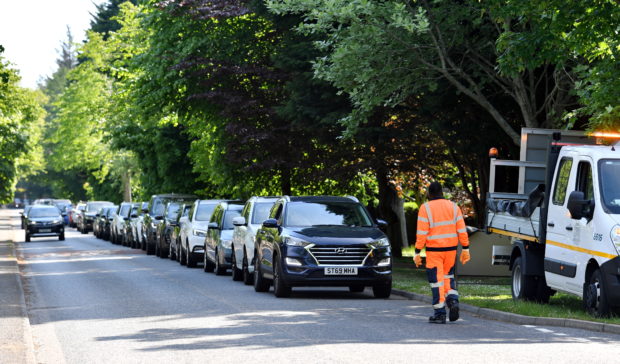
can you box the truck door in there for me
[545,156,578,293]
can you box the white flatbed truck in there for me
[487,128,620,317]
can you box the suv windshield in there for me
[30,207,61,218]
[166,203,180,219]
[285,201,373,227]
[196,203,217,221]
[222,209,242,229]
[599,159,620,214]
[87,202,112,212]
[252,202,275,224]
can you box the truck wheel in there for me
[253,255,270,292]
[535,276,554,303]
[25,232,30,242]
[273,257,291,298]
[511,257,536,301]
[203,248,215,273]
[584,269,610,317]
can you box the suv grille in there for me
[308,245,370,265]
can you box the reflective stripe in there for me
[418,216,429,223]
[427,233,458,240]
[424,203,434,228]
[417,230,429,235]
[447,289,458,296]
[457,228,467,233]
[433,302,445,309]
[444,274,454,279]
[452,203,458,224]
[455,215,463,222]
[434,220,455,227]
[430,281,444,288]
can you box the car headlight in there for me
[221,239,232,249]
[611,225,620,254]
[52,220,62,224]
[284,236,312,247]
[368,237,390,248]
[193,229,207,237]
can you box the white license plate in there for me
[39,229,52,233]
[324,267,358,275]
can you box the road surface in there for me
[2,209,620,363]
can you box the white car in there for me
[111,202,132,245]
[178,199,222,267]
[130,202,148,249]
[231,196,278,284]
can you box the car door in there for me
[206,206,222,262]
[545,155,576,291]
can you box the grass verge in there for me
[392,257,620,325]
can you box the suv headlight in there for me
[221,239,232,249]
[284,236,311,247]
[368,237,390,248]
[611,225,620,254]
[193,229,207,237]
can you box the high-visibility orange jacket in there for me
[415,199,469,252]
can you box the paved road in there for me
[3,209,620,363]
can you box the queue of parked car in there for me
[20,193,393,298]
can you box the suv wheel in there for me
[372,280,392,299]
[214,249,226,276]
[180,244,187,266]
[231,248,243,281]
[186,243,197,268]
[25,231,31,242]
[169,241,175,261]
[146,235,155,255]
[59,232,65,241]
[253,254,270,292]
[242,251,253,286]
[203,248,215,273]
[273,257,291,298]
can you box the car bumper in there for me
[188,235,206,252]
[281,264,392,287]
[27,224,64,236]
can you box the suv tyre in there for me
[231,249,243,281]
[253,255,270,292]
[273,257,291,298]
[214,249,226,276]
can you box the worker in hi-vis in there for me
[413,182,470,324]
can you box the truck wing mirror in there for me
[567,191,594,220]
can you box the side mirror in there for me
[123,217,129,221]
[155,215,164,220]
[142,208,149,213]
[170,221,178,227]
[262,218,279,228]
[376,219,388,228]
[567,191,594,220]
[208,222,219,230]
[232,216,246,227]
[131,214,138,218]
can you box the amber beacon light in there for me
[489,147,499,158]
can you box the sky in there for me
[0,0,106,89]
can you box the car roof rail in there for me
[282,195,291,202]
[345,195,359,203]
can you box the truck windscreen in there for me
[599,159,620,214]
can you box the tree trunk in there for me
[376,170,404,258]
[280,168,291,196]
[122,170,132,202]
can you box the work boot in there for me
[447,298,460,322]
[428,314,446,324]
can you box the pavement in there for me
[3,208,620,363]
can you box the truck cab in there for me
[487,128,620,317]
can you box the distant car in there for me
[111,202,132,245]
[94,206,116,239]
[53,200,72,225]
[24,205,65,242]
[253,196,392,298]
[70,203,86,228]
[169,204,191,260]
[20,205,33,229]
[125,202,144,249]
[101,206,118,241]
[231,197,278,284]
[204,201,244,275]
[129,202,149,250]
[143,194,197,255]
[79,201,114,234]
[33,198,54,205]
[178,199,222,268]
[155,201,186,258]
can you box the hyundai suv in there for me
[253,196,392,298]
[179,199,223,268]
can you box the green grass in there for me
[392,257,620,324]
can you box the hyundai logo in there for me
[335,247,347,254]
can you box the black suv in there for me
[155,201,184,258]
[79,201,114,233]
[24,205,65,242]
[254,196,392,298]
[143,194,197,255]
